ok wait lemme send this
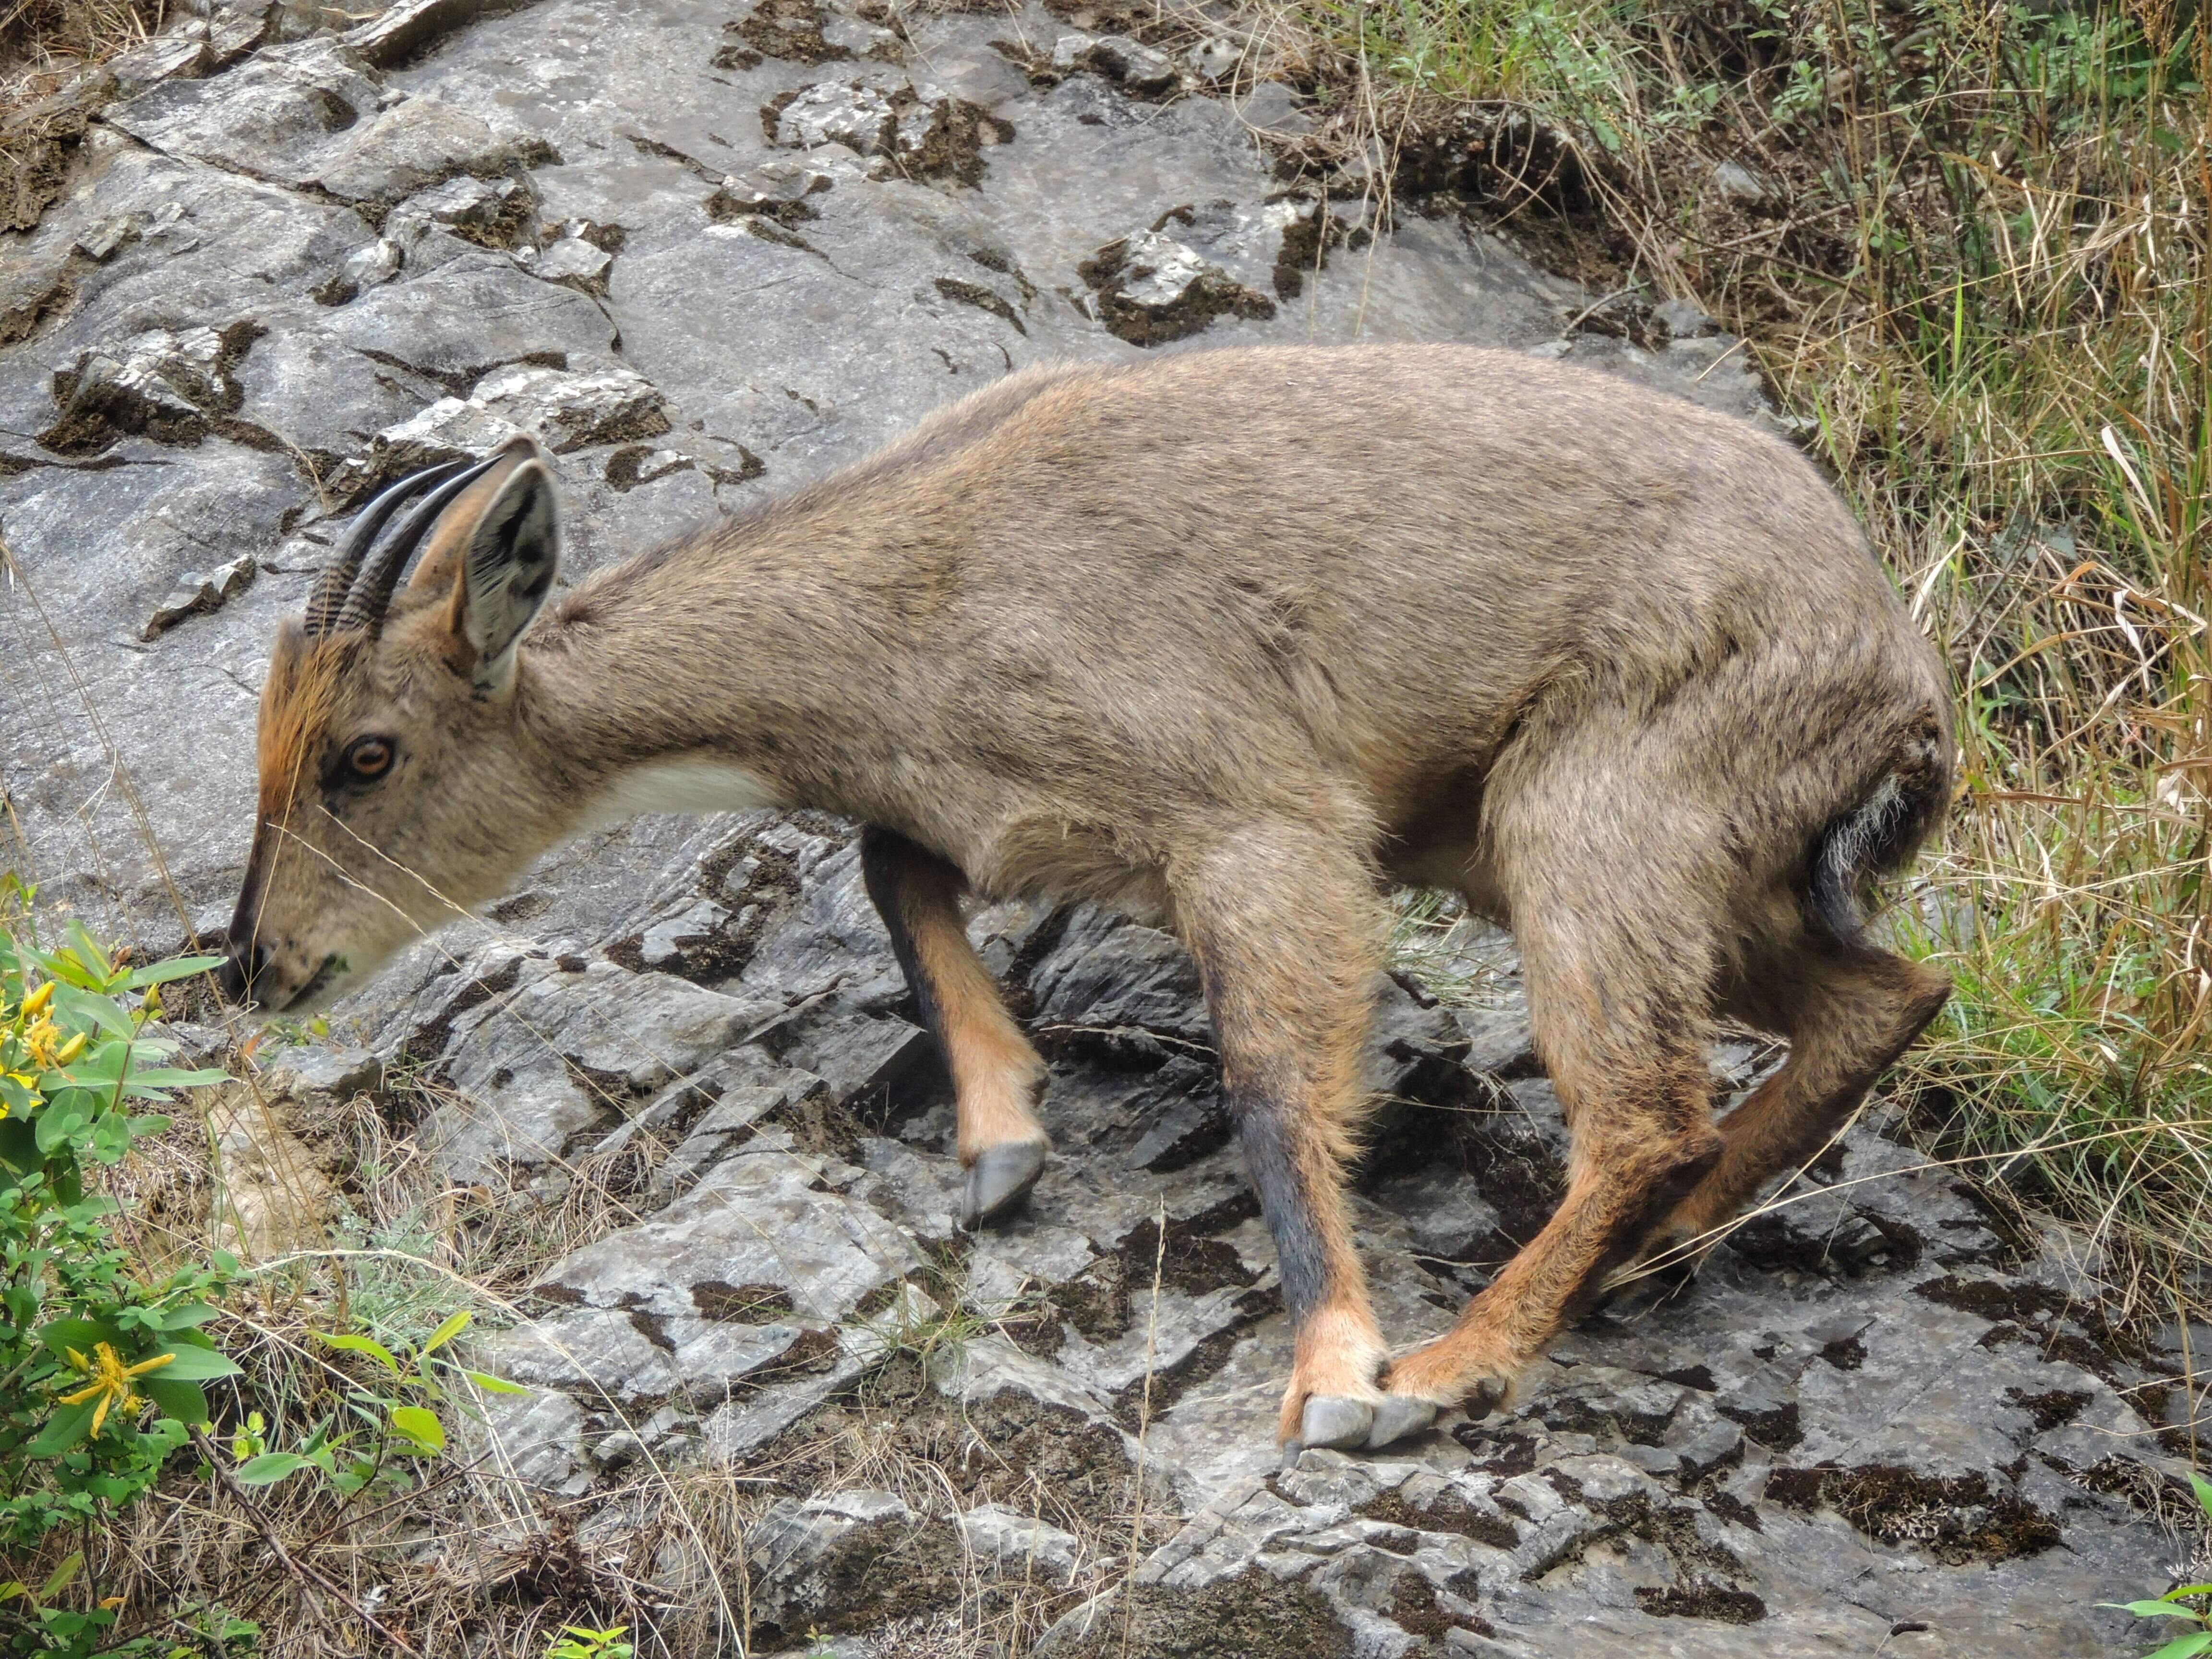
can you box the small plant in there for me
[2104,1475,2212,1657]
[157,1606,260,1658]
[227,1309,523,1498]
[546,1625,633,1659]
[0,917,238,1655]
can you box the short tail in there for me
[1808,711,1952,943]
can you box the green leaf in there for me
[2191,1472,2212,1520]
[33,1096,92,1155]
[61,922,114,985]
[421,1310,471,1355]
[24,1400,96,1458]
[458,1368,528,1395]
[38,1315,119,1358]
[141,1376,210,1427]
[388,1406,445,1453]
[332,1464,374,1498]
[2142,1634,2212,1659]
[319,1332,401,1375]
[158,1302,221,1330]
[2104,1601,2209,1619]
[38,1552,83,1600]
[118,1066,229,1094]
[234,1452,314,1487]
[0,1075,37,1123]
[150,1344,244,1381]
[90,1111,134,1164]
[2167,1587,2212,1603]
[47,983,132,1040]
[121,955,226,991]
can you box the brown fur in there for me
[860,828,1048,1165]
[224,344,1955,1440]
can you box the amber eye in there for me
[345,738,393,780]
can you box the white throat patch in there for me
[589,755,783,824]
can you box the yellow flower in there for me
[20,1015,64,1071]
[56,1342,174,1438]
[19,981,53,1020]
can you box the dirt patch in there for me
[1541,1392,1678,1447]
[1765,1463,2061,1563]
[1452,1428,1540,1477]
[608,831,805,985]
[603,444,696,492]
[1384,1570,1495,1642]
[1055,1567,1355,1659]
[1119,1197,1262,1294]
[714,0,854,69]
[746,1370,1149,1538]
[1915,1274,2071,1325]
[1452,1114,1566,1250]
[692,1281,798,1322]
[1111,1287,1279,1428]
[38,318,268,455]
[1636,1581,1767,1623]
[934,275,1024,333]
[374,954,528,1130]
[1716,1399,1802,1453]
[0,250,82,348]
[1725,1207,1923,1278]
[1037,0,1185,45]
[1819,1333,1868,1370]
[1356,1487,1520,1551]
[748,1514,970,1651]
[1076,235,1274,348]
[2004,1387,2091,1432]
[889,95,1014,189]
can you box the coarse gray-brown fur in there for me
[218,344,1955,1453]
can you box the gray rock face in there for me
[1,0,1772,957]
[0,4,2187,1656]
[257,815,2212,1653]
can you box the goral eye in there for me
[345,738,394,780]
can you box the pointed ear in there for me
[446,450,560,692]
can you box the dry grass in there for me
[0,0,159,83]
[0,1043,1163,1658]
[0,0,160,231]
[1275,0,2211,1322]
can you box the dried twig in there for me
[189,1426,423,1658]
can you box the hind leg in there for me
[861,827,1049,1228]
[1647,936,1950,1258]
[1167,818,1398,1451]
[1383,748,1728,1415]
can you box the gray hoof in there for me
[1467,1376,1510,1418]
[960,1140,1048,1230]
[1364,1395,1438,1449]
[1295,1395,1376,1454]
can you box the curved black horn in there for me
[304,461,469,637]
[332,456,501,637]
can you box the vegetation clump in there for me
[0,917,235,1655]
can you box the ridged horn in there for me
[331,456,500,637]
[303,462,470,637]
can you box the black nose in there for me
[216,943,269,1006]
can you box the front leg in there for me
[1169,821,1421,1454]
[860,827,1049,1228]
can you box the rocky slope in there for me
[0,0,2196,1654]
